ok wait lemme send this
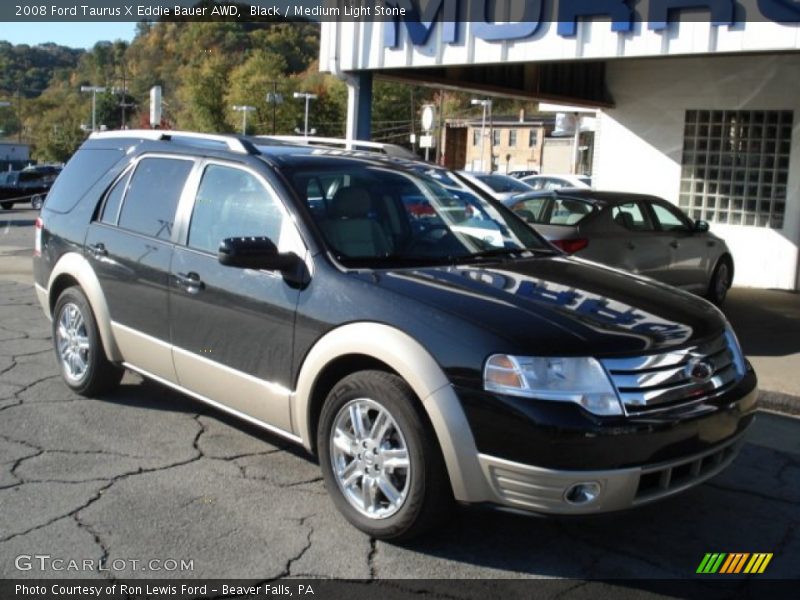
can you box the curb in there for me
[758,390,800,417]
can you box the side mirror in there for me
[694,220,710,233]
[218,237,298,272]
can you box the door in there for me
[85,155,195,382]
[169,162,305,432]
[648,201,710,291]
[604,200,671,281]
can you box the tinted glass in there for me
[651,203,690,232]
[118,157,193,240]
[188,165,283,254]
[44,148,124,213]
[100,170,131,225]
[512,197,548,223]
[286,164,550,267]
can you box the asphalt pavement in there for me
[1,207,798,587]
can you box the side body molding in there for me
[292,322,493,503]
[45,252,123,362]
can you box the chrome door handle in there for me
[88,243,107,258]
[670,240,680,249]
[627,242,636,250]
[176,272,204,293]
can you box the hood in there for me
[368,256,726,356]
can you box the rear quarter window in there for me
[43,148,125,213]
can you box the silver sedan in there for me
[504,189,735,305]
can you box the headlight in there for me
[724,325,747,377]
[484,354,623,416]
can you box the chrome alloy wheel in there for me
[330,398,411,519]
[715,262,730,301]
[55,302,90,383]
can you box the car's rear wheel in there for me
[317,370,452,540]
[53,287,123,396]
[707,259,732,306]
[1,202,12,210]
[31,194,43,210]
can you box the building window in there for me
[493,129,501,146]
[680,109,792,229]
[529,129,539,147]
[509,130,517,147]
[473,129,480,146]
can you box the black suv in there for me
[34,131,757,540]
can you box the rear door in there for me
[602,200,671,280]
[169,161,306,432]
[85,154,195,382]
[647,200,710,291]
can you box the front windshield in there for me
[286,164,551,267]
[474,174,532,194]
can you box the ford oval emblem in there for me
[686,358,714,383]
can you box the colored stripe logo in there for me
[697,553,773,574]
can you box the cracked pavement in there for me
[0,209,798,589]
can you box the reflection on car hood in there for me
[371,256,726,356]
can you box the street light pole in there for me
[80,86,107,132]
[266,82,283,135]
[471,98,492,171]
[293,92,317,137]
[231,105,256,135]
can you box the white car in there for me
[521,174,592,191]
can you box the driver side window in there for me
[188,165,284,255]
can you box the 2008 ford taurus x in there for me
[33,131,757,540]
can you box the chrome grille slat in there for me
[602,335,742,414]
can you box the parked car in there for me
[34,130,756,540]
[458,171,534,201]
[504,189,735,304]
[0,165,61,209]
[521,174,592,191]
[507,169,539,179]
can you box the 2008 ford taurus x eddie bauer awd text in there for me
[33,131,757,539]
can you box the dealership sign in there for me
[383,0,800,47]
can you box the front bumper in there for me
[433,369,757,514]
[478,429,745,514]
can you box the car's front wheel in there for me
[318,370,452,540]
[52,287,124,396]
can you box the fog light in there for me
[564,481,602,506]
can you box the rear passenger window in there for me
[612,202,653,231]
[118,157,193,241]
[44,149,124,213]
[187,165,284,255]
[100,170,131,225]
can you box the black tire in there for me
[31,195,43,210]
[706,258,732,306]
[52,287,124,396]
[317,370,453,540]
[1,202,12,210]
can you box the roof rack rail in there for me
[257,135,418,159]
[89,129,258,155]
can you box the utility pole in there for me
[436,90,445,165]
[115,62,134,129]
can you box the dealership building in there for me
[320,0,800,290]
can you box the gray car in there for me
[504,189,734,305]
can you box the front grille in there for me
[601,334,742,414]
[633,435,742,504]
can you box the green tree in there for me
[224,50,286,134]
